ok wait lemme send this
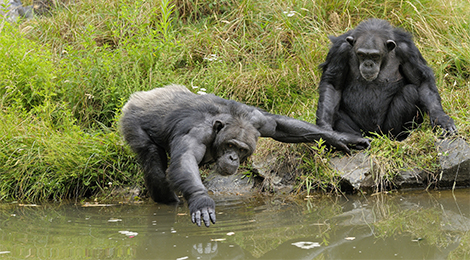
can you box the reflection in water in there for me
[0,189,468,259]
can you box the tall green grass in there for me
[1,0,469,201]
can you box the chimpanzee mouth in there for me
[361,72,378,81]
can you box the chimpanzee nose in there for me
[229,154,238,161]
[364,60,374,68]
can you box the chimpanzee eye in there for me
[371,54,380,60]
[228,144,233,148]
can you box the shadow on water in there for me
[0,189,469,259]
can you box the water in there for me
[0,189,469,259]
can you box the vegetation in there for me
[1,0,469,201]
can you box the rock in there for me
[329,152,374,191]
[251,153,278,178]
[203,172,254,195]
[0,0,33,22]
[110,186,142,202]
[32,0,56,15]
[250,141,300,193]
[394,168,426,189]
[436,137,470,187]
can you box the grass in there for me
[1,0,469,201]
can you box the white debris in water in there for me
[107,218,122,222]
[176,257,188,260]
[345,237,356,241]
[291,241,321,249]
[118,230,138,236]
[226,232,235,236]
[0,251,11,255]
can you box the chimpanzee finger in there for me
[338,142,351,154]
[201,208,211,227]
[354,144,368,150]
[192,211,202,226]
[208,208,216,224]
[446,125,457,136]
[354,138,371,150]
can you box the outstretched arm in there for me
[250,109,370,153]
[167,128,216,227]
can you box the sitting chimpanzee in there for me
[120,84,370,227]
[316,19,456,140]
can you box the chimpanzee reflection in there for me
[192,242,218,259]
[135,203,251,259]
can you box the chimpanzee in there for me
[316,19,456,140]
[120,84,370,227]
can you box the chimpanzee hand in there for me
[328,132,370,154]
[432,114,457,137]
[188,195,216,227]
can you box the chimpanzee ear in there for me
[386,40,396,51]
[213,120,225,133]
[346,36,355,46]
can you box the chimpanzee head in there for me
[346,19,396,81]
[211,117,259,176]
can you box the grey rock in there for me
[251,146,299,192]
[110,186,142,203]
[203,172,254,195]
[251,153,277,178]
[436,137,470,187]
[394,168,426,189]
[1,0,33,22]
[330,152,374,191]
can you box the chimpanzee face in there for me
[212,119,258,176]
[347,35,396,81]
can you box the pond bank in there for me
[204,137,470,196]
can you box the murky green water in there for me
[0,189,469,259]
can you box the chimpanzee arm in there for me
[250,110,370,153]
[167,127,217,227]
[316,81,342,130]
[316,35,351,129]
[395,33,457,135]
[417,81,456,135]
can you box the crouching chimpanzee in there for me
[120,84,370,227]
[316,19,456,140]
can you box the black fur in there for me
[316,19,456,140]
[120,84,370,227]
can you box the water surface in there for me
[0,189,469,259]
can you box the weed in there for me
[366,129,439,192]
[297,139,341,195]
